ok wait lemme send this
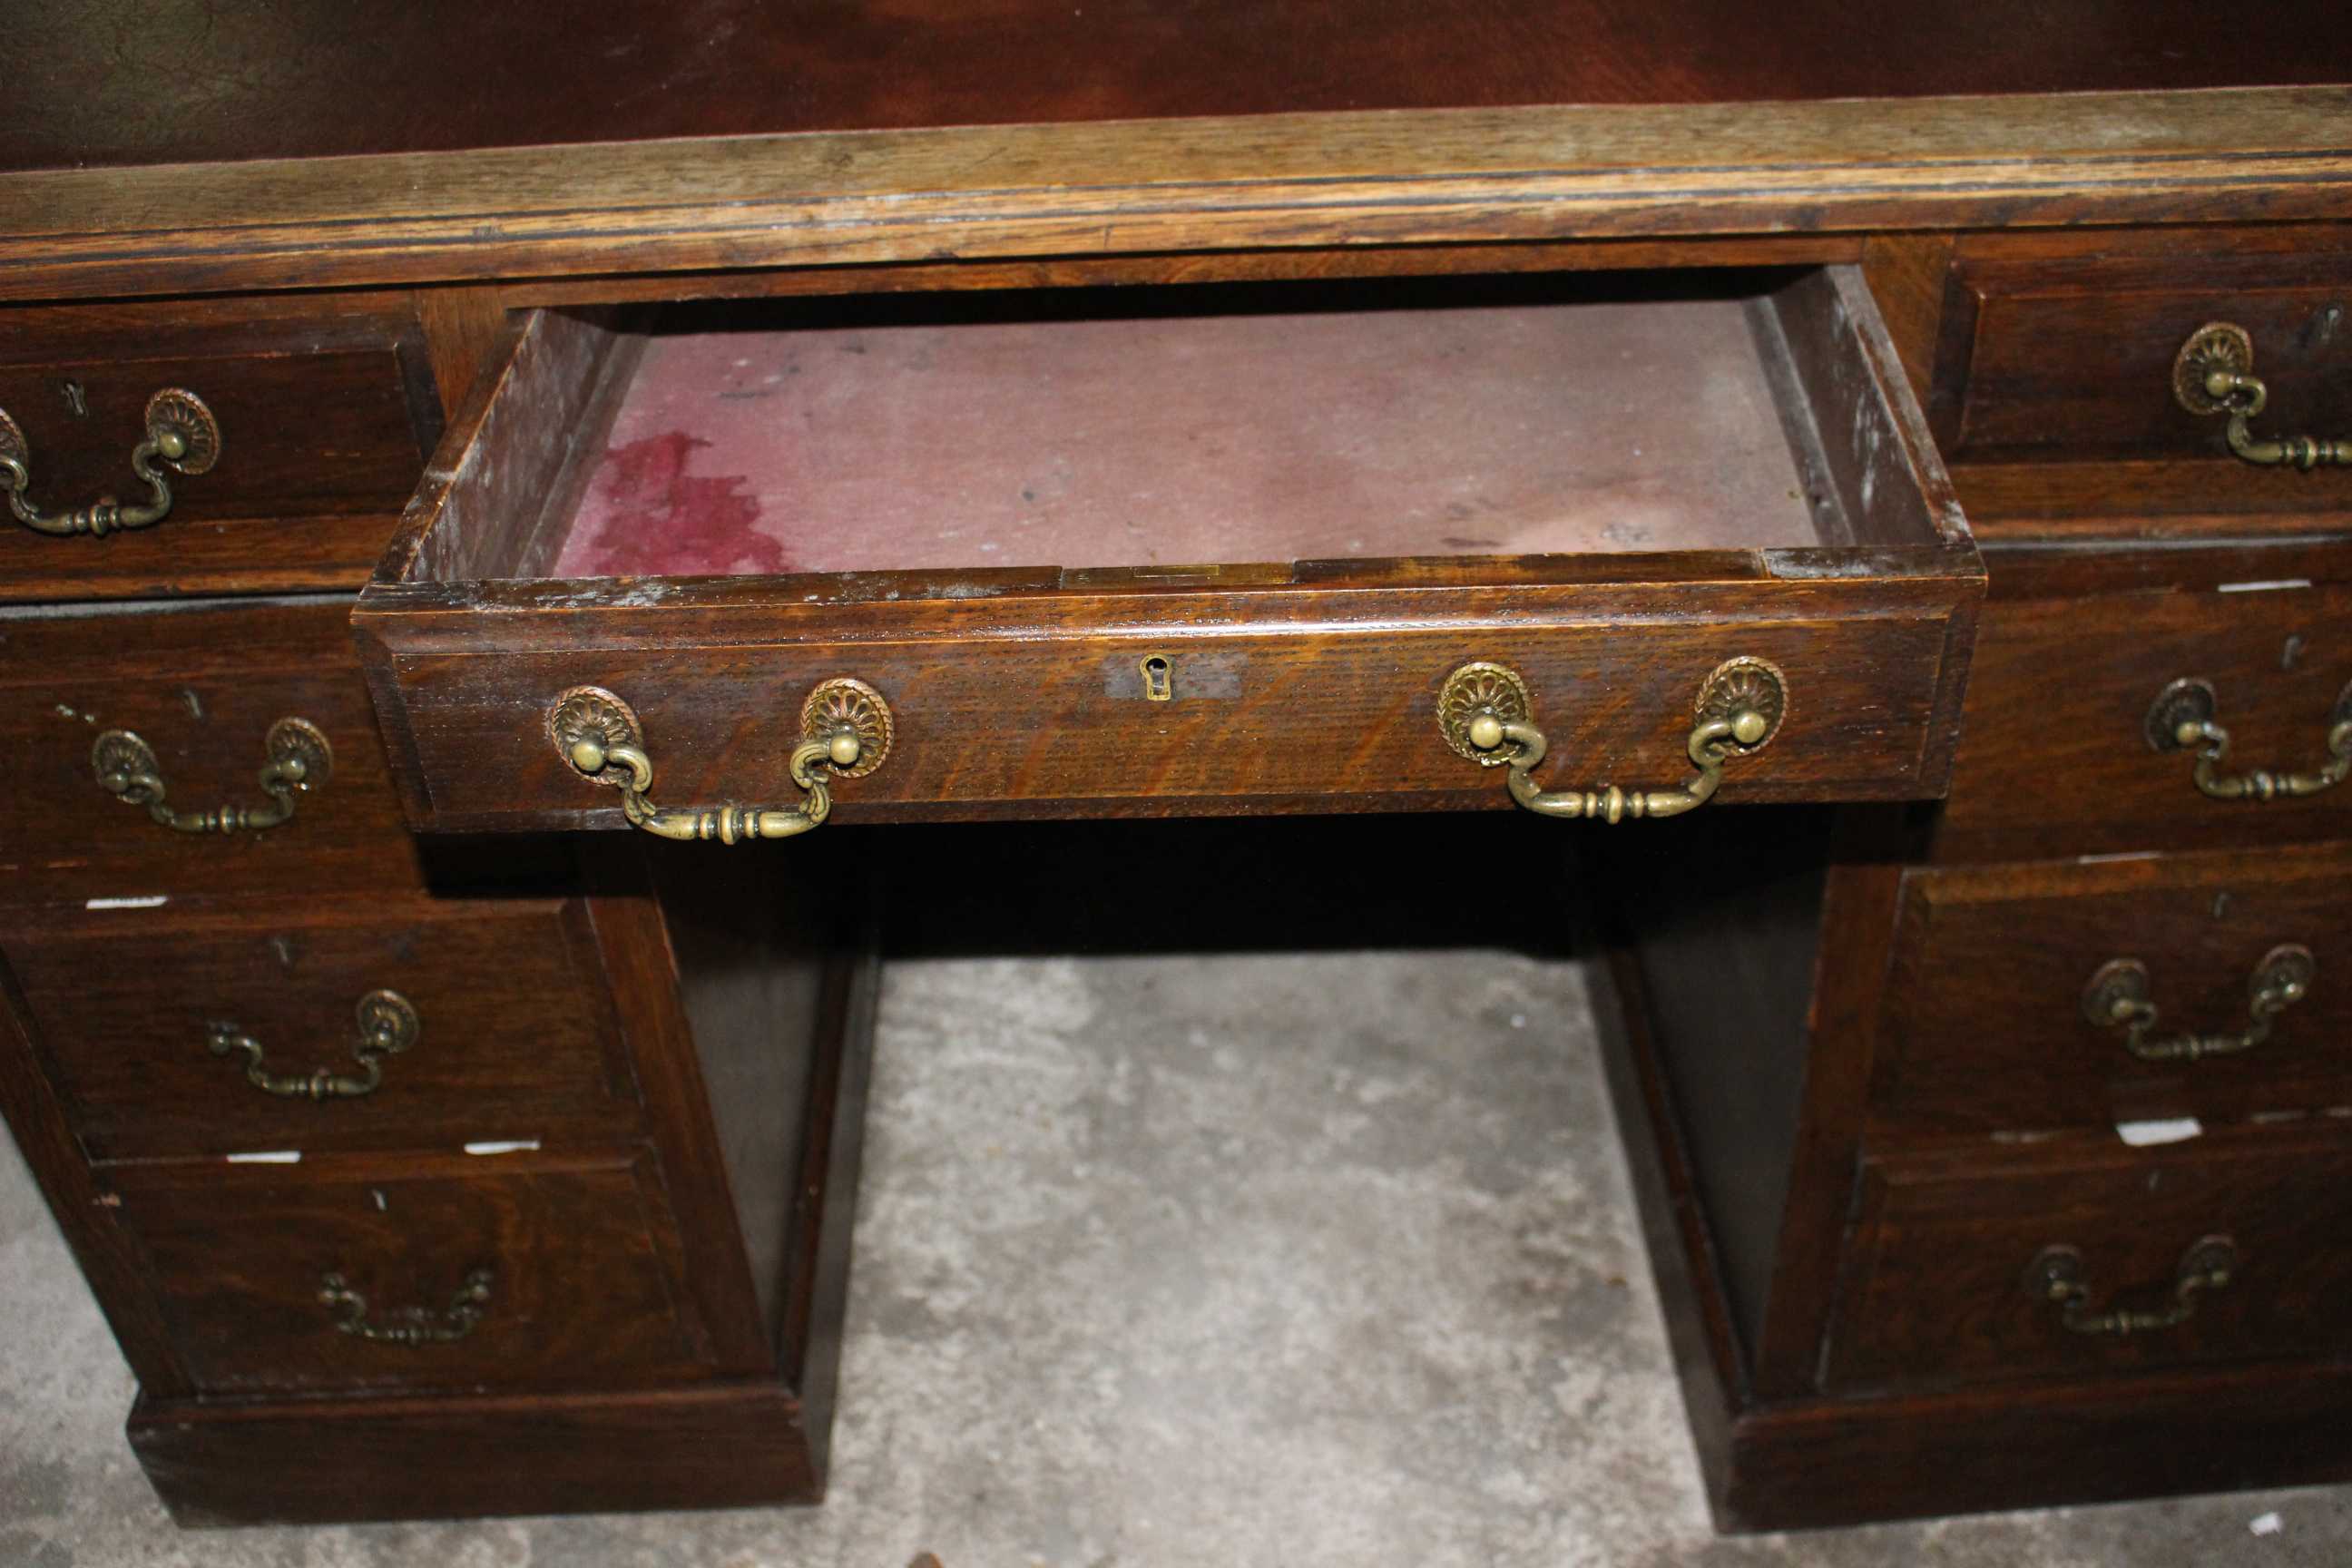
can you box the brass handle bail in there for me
[2025,1237,2236,1337]
[1438,657,1786,821]
[92,716,333,835]
[549,678,893,842]
[207,989,419,1100]
[0,388,220,537]
[2082,946,2314,1064]
[2145,677,2352,803]
[2173,322,2348,470]
[318,1269,495,1345]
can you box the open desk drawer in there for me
[354,267,1980,833]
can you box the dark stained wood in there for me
[413,286,513,424]
[129,1378,820,1526]
[6,895,642,1161]
[1593,809,1835,1382]
[1929,223,2352,536]
[0,294,443,602]
[1935,582,2352,862]
[1870,845,2352,1138]
[103,1148,720,1396]
[1746,824,1916,1401]
[1715,1357,2352,1532]
[1859,233,1955,405]
[1822,1126,2352,1393]
[0,597,425,906]
[0,954,194,1398]
[1586,949,1748,1486]
[578,882,776,1376]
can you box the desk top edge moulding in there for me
[2,0,2350,1539]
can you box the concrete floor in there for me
[4,947,2346,1566]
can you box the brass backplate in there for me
[2145,677,2217,752]
[264,716,335,789]
[145,388,221,474]
[548,685,645,786]
[800,676,894,778]
[2172,323,2254,416]
[1437,662,1534,765]
[1694,655,1788,750]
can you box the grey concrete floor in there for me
[4,948,2346,1566]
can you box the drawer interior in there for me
[359,264,1979,831]
[401,268,1960,592]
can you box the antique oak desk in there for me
[3,3,2349,1534]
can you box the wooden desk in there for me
[2,2,2348,1532]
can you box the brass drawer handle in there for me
[2082,945,2315,1064]
[1438,657,1786,821]
[207,988,420,1100]
[550,678,893,842]
[2025,1236,2236,1337]
[93,716,333,834]
[2145,677,2352,802]
[318,1268,494,1345]
[2174,323,2348,470]
[0,387,221,537]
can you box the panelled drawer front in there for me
[1826,1131,2352,1394]
[6,896,642,1160]
[1930,228,2352,531]
[0,597,420,903]
[106,1151,714,1395]
[1938,583,2352,859]
[0,294,444,602]
[1874,847,2351,1136]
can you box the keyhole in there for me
[60,380,87,417]
[2282,634,2305,671]
[1140,653,1174,702]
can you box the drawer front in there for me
[5,896,642,1161]
[0,294,444,602]
[106,1151,715,1395]
[358,268,1982,832]
[0,598,421,904]
[1930,228,2352,532]
[1826,1131,2352,1393]
[375,603,1965,830]
[1937,582,2352,859]
[1873,847,2351,1137]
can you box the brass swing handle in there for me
[92,717,333,834]
[2081,945,2315,1064]
[550,678,894,842]
[2173,323,2348,470]
[2145,678,2352,803]
[1438,657,1788,820]
[0,388,221,537]
[319,1268,494,1345]
[207,988,420,1101]
[2025,1236,2236,1338]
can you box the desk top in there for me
[5,3,2351,300]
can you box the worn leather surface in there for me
[8,0,2347,172]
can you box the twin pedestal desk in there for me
[2,12,2349,1532]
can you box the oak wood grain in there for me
[8,895,643,1161]
[0,295,441,601]
[1823,1126,2352,1393]
[6,89,2351,301]
[1871,845,2352,1138]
